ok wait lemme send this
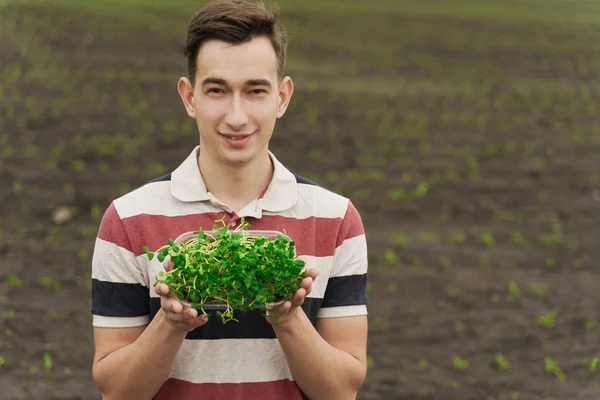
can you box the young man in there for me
[90,1,369,399]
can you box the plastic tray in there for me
[169,229,292,311]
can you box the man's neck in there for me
[197,149,274,213]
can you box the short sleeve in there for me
[317,200,368,318]
[91,202,150,328]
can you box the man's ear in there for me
[177,77,196,118]
[276,76,294,118]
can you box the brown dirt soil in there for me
[1,2,600,400]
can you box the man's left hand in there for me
[266,264,319,327]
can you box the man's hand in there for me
[266,264,319,327]
[154,258,209,333]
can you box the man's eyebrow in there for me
[245,78,272,88]
[200,77,272,88]
[201,77,227,87]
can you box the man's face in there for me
[178,36,293,167]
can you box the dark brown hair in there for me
[184,0,288,85]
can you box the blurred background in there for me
[1,0,600,399]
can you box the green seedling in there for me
[511,232,530,248]
[39,277,61,291]
[588,358,598,374]
[0,356,6,367]
[454,321,465,333]
[392,233,409,248]
[536,310,556,328]
[481,232,494,247]
[418,232,439,243]
[452,355,469,370]
[495,354,510,371]
[438,255,451,270]
[528,283,550,298]
[585,319,595,332]
[383,249,399,266]
[367,355,375,369]
[507,282,521,300]
[43,353,52,374]
[544,356,565,381]
[449,232,466,244]
[144,218,305,324]
[416,359,428,370]
[7,274,23,289]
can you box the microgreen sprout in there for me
[143,218,306,324]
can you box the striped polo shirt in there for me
[91,145,369,400]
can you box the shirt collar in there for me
[171,145,297,212]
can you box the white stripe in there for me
[317,305,368,318]
[330,234,368,277]
[115,181,222,219]
[92,315,150,328]
[170,339,293,384]
[115,180,350,221]
[92,238,146,284]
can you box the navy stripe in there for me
[291,171,320,187]
[148,172,172,183]
[149,297,322,340]
[91,279,150,317]
[321,274,367,307]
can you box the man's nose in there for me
[224,96,249,130]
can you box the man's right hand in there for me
[155,259,209,332]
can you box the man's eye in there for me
[251,89,266,94]
[208,88,223,94]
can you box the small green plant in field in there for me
[144,218,305,324]
[479,253,489,268]
[443,380,461,389]
[449,232,466,244]
[495,354,510,371]
[545,257,555,269]
[544,356,565,381]
[8,274,23,289]
[528,283,550,298]
[511,232,531,248]
[588,358,598,374]
[367,355,375,369]
[388,182,429,200]
[418,232,439,243]
[43,353,52,374]
[12,180,23,194]
[39,277,61,291]
[0,356,6,367]
[507,282,521,300]
[438,255,451,271]
[452,355,469,370]
[392,233,409,248]
[383,249,400,266]
[536,310,557,328]
[387,282,398,293]
[416,359,428,370]
[480,232,494,247]
[585,319,595,332]
[77,249,90,262]
[4,310,15,320]
[447,285,463,299]
[454,321,465,333]
[90,204,102,220]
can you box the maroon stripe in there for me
[118,213,362,257]
[154,378,304,400]
[97,202,133,252]
[335,201,365,248]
